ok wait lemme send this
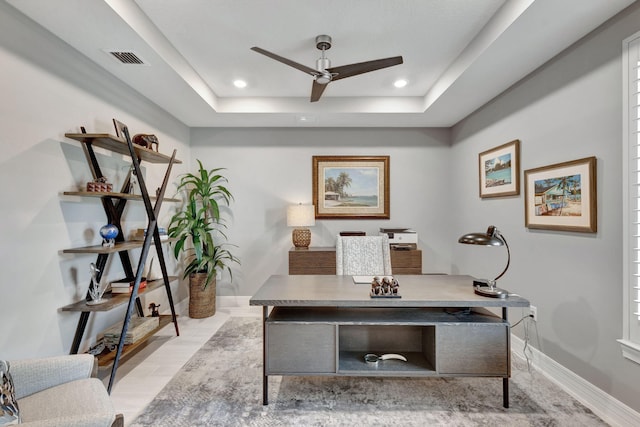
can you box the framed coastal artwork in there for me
[524,156,597,233]
[312,155,390,219]
[478,140,520,198]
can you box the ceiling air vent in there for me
[107,51,146,65]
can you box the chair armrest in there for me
[10,354,97,400]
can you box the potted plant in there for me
[168,160,239,318]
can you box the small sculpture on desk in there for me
[99,224,118,248]
[87,263,107,305]
[371,276,382,295]
[370,276,400,298]
[149,302,161,317]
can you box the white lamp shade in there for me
[287,204,316,227]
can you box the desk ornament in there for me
[87,262,107,305]
[370,276,401,298]
[364,353,407,365]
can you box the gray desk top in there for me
[250,275,529,308]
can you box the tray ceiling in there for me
[6,0,635,127]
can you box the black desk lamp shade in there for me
[458,225,510,298]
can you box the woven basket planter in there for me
[189,272,216,318]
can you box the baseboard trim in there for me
[511,334,640,427]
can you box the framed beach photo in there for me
[478,140,520,198]
[524,156,597,233]
[312,155,390,219]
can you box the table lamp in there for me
[458,225,510,298]
[287,204,315,249]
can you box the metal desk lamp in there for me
[458,225,510,298]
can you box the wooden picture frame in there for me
[524,156,597,232]
[112,118,129,139]
[479,139,520,198]
[312,155,390,219]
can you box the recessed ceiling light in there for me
[394,79,408,88]
[296,115,318,124]
[233,79,247,88]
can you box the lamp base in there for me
[292,228,311,249]
[474,285,508,298]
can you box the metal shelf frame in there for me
[63,127,180,393]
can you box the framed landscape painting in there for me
[524,156,597,233]
[312,155,390,219]
[478,140,520,198]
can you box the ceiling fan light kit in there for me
[251,34,403,102]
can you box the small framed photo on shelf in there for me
[524,156,597,233]
[312,155,390,219]
[112,118,128,139]
[478,140,520,198]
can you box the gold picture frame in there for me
[524,156,597,232]
[312,155,390,219]
[479,140,520,198]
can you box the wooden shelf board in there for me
[63,191,180,203]
[96,315,176,368]
[65,133,182,164]
[63,238,177,254]
[61,277,178,312]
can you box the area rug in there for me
[130,317,607,426]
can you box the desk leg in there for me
[262,305,269,405]
[503,378,509,408]
[503,306,509,408]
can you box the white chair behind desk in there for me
[335,234,392,276]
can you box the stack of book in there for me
[102,316,159,347]
[131,227,169,241]
[110,278,147,294]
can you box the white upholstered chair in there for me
[335,234,392,276]
[6,354,123,427]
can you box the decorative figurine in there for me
[129,165,138,195]
[371,276,382,295]
[100,224,118,247]
[87,262,107,305]
[86,176,113,192]
[370,276,400,298]
[391,277,400,295]
[149,302,161,317]
[381,276,391,294]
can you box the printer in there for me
[379,228,418,248]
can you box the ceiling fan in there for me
[251,35,403,102]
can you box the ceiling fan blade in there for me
[327,56,403,81]
[251,47,319,76]
[310,80,329,102]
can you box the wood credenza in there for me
[289,246,422,275]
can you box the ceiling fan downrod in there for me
[315,35,332,84]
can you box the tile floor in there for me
[101,305,261,426]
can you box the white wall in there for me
[0,3,190,359]
[450,2,640,412]
[189,127,452,296]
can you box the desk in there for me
[249,274,529,407]
[289,246,422,274]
